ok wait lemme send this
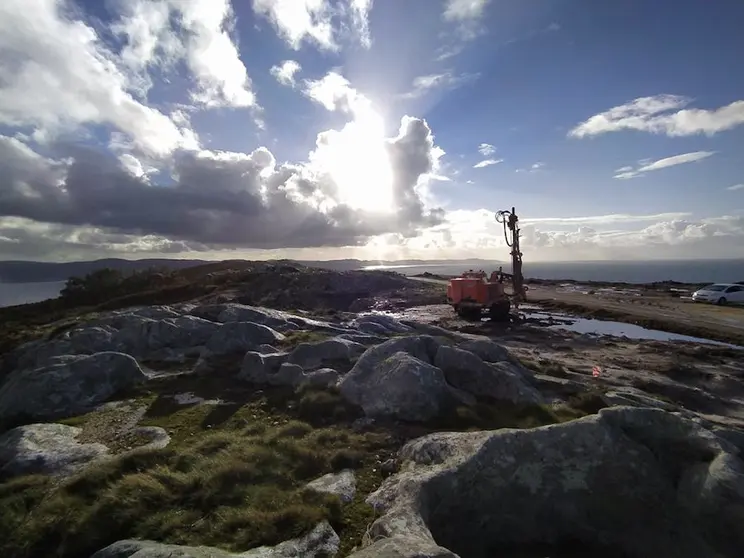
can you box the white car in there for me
[691,283,744,305]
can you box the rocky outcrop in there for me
[287,338,365,370]
[341,350,469,422]
[91,521,340,558]
[239,352,341,389]
[602,386,678,410]
[434,345,543,405]
[190,303,350,335]
[112,315,221,359]
[350,314,414,336]
[11,325,116,371]
[0,423,108,480]
[0,352,146,421]
[349,407,744,558]
[202,322,286,357]
[306,470,356,503]
[338,336,539,421]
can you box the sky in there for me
[1,0,743,263]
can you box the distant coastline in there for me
[1,259,744,309]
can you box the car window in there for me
[705,285,727,292]
[725,286,741,293]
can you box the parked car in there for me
[691,283,744,305]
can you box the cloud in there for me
[252,0,372,51]
[522,212,693,226]
[302,72,370,114]
[473,159,502,168]
[614,151,715,180]
[569,94,744,138]
[727,184,744,191]
[0,103,444,252]
[113,0,256,109]
[400,72,479,99]
[478,143,496,156]
[443,0,491,22]
[270,60,302,86]
[391,210,744,261]
[0,0,200,157]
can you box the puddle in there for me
[173,392,223,406]
[522,310,743,349]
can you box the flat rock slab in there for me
[0,423,108,480]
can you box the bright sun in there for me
[317,106,395,212]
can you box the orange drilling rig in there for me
[446,207,526,321]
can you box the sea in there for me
[2,259,744,309]
[0,281,66,309]
[363,259,744,285]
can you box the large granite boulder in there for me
[0,423,108,480]
[10,325,116,371]
[434,345,543,405]
[91,520,340,558]
[112,316,221,358]
[349,407,744,558]
[202,322,285,357]
[239,352,342,389]
[339,351,468,422]
[287,337,366,370]
[338,336,540,421]
[0,352,146,421]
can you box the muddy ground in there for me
[528,282,744,346]
[412,275,744,346]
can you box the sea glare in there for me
[2,259,744,308]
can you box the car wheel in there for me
[717,297,727,305]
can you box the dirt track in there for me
[408,276,744,346]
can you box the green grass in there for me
[0,367,602,558]
[0,422,380,558]
[276,330,333,349]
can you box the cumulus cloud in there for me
[113,0,256,109]
[271,60,302,86]
[400,72,479,99]
[0,103,444,253]
[302,72,369,114]
[474,159,502,168]
[0,0,199,157]
[478,143,496,156]
[395,210,744,261]
[614,151,715,180]
[569,94,744,138]
[252,0,373,51]
[443,0,491,23]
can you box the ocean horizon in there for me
[3,259,744,309]
[364,259,744,284]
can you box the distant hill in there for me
[0,258,499,283]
